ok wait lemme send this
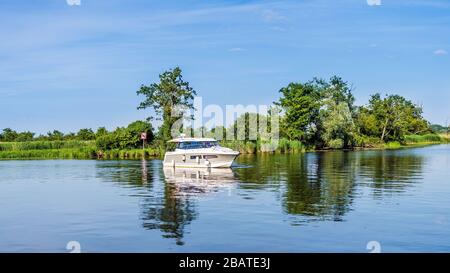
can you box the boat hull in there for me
[163,152,239,168]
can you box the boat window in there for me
[190,155,201,160]
[204,155,218,159]
[177,141,218,149]
[203,141,218,148]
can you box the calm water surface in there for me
[1,145,450,252]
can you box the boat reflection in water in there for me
[163,167,237,197]
[139,167,238,245]
[92,149,427,248]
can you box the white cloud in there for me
[434,49,448,55]
[66,0,81,6]
[270,26,287,32]
[261,9,286,22]
[367,0,382,6]
[228,47,246,52]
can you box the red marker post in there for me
[140,132,147,151]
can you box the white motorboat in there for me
[163,137,240,168]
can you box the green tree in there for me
[356,106,379,136]
[209,126,226,140]
[365,94,430,142]
[231,112,268,142]
[64,132,77,140]
[77,128,95,140]
[276,81,322,142]
[126,120,154,145]
[182,126,194,137]
[194,126,208,138]
[321,102,356,148]
[319,77,357,148]
[95,127,109,138]
[96,121,154,150]
[323,76,355,112]
[137,67,197,145]
[15,131,35,142]
[47,130,64,141]
[1,128,18,142]
[96,127,132,150]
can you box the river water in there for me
[1,145,449,252]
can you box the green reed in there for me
[404,134,443,144]
[0,140,95,151]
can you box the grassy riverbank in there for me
[382,134,448,150]
[0,140,160,160]
[0,134,447,160]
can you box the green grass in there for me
[0,148,97,160]
[384,141,402,149]
[276,139,304,153]
[382,134,445,150]
[0,140,95,151]
[221,139,305,154]
[98,148,160,159]
[441,134,450,142]
[404,134,443,144]
[0,139,161,159]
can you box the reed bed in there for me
[0,140,95,151]
[0,148,161,160]
[0,148,97,160]
[404,134,443,144]
[97,148,160,159]
[221,139,305,154]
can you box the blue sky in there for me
[1,0,449,134]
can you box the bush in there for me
[95,120,154,151]
[260,141,278,153]
[328,139,344,149]
[385,141,401,149]
[289,140,304,152]
[354,135,383,148]
[245,142,256,154]
[96,134,117,150]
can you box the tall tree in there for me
[15,131,35,142]
[366,94,430,142]
[319,76,357,148]
[137,67,197,145]
[276,81,322,142]
[95,127,109,138]
[77,128,95,140]
[1,128,18,142]
[47,130,64,141]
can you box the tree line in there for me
[0,121,155,151]
[136,67,443,150]
[275,76,433,148]
[1,67,447,151]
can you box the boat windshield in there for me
[176,141,218,149]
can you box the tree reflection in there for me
[141,168,237,245]
[282,152,357,221]
[95,148,426,241]
[356,150,424,197]
[95,161,236,245]
[140,179,197,246]
[235,149,424,223]
[95,160,155,187]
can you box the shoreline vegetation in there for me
[0,134,448,160]
[1,67,450,160]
